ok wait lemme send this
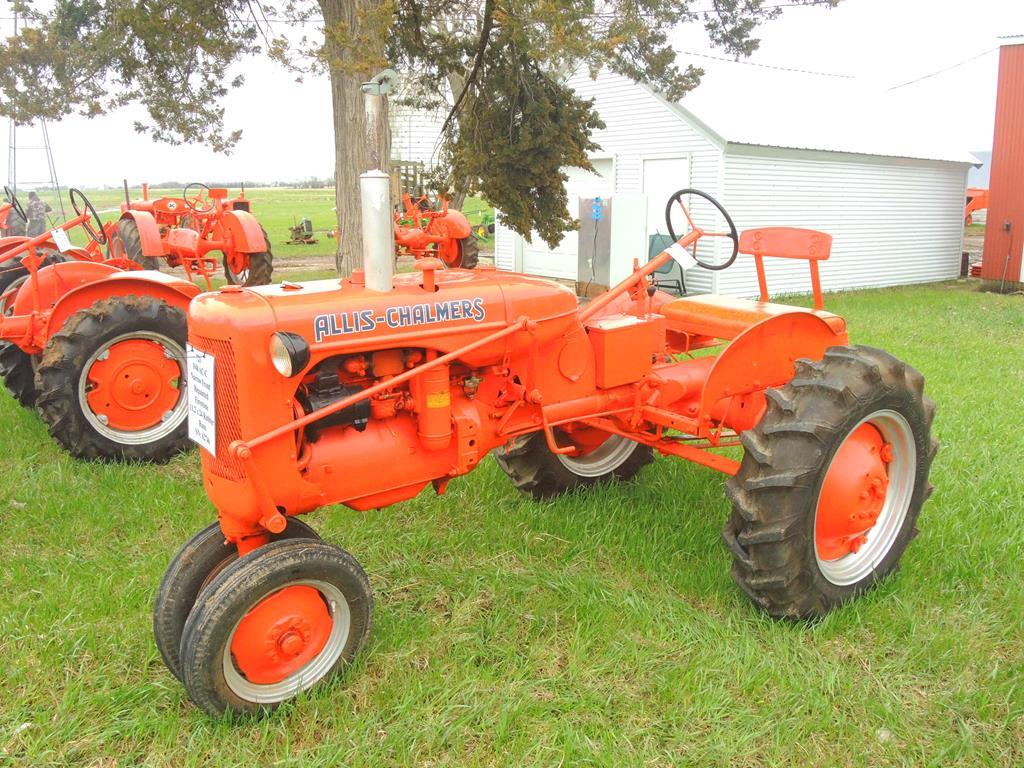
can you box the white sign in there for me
[50,228,73,253]
[186,343,217,455]
[667,242,700,270]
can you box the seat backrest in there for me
[739,227,832,261]
[737,227,833,310]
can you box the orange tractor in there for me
[117,183,274,287]
[393,192,478,268]
[158,177,937,716]
[0,188,197,461]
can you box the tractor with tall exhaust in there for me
[157,167,938,716]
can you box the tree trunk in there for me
[320,0,391,276]
[445,71,471,210]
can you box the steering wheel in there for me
[183,182,215,214]
[69,188,108,245]
[4,185,26,222]
[664,188,739,271]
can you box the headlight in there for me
[269,332,310,377]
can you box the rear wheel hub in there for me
[813,410,917,586]
[816,423,890,560]
[84,338,182,432]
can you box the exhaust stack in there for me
[360,170,395,292]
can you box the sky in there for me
[3,0,1023,188]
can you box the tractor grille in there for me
[191,334,245,481]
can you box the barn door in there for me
[522,159,614,279]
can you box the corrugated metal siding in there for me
[981,43,1024,283]
[718,147,968,298]
[390,103,446,168]
[494,220,516,271]
[494,70,722,291]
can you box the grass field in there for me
[25,186,495,263]
[0,282,1021,766]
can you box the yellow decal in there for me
[426,391,451,408]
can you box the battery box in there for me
[585,313,665,389]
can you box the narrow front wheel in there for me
[179,538,373,717]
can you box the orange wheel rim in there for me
[230,585,333,685]
[84,337,183,432]
[815,422,890,561]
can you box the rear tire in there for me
[180,538,373,717]
[153,517,321,682]
[223,227,273,286]
[0,255,65,407]
[495,430,652,500]
[723,346,938,619]
[35,295,189,462]
[117,218,161,270]
[456,236,479,269]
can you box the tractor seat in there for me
[662,294,846,340]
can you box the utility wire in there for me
[888,47,998,91]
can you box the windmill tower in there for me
[6,9,67,221]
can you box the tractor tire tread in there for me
[723,345,937,620]
[494,431,652,501]
[118,217,161,270]
[34,294,189,462]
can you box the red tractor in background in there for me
[0,188,197,461]
[965,187,989,226]
[393,193,478,268]
[117,182,274,287]
[157,179,938,717]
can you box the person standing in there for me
[26,191,52,238]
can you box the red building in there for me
[982,36,1024,289]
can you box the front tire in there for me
[153,518,321,682]
[495,429,652,500]
[179,538,373,717]
[723,346,938,619]
[34,295,189,462]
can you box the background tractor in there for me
[0,188,197,461]
[157,173,937,717]
[117,182,274,287]
[394,193,478,268]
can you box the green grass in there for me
[1,282,1022,766]
[27,186,495,264]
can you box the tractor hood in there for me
[188,267,580,362]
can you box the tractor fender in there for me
[0,235,60,263]
[697,311,849,436]
[120,210,168,256]
[220,209,267,253]
[435,209,473,239]
[9,261,120,320]
[45,270,201,345]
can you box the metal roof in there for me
[647,57,979,166]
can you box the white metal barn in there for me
[493,64,978,298]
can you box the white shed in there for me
[494,63,978,298]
